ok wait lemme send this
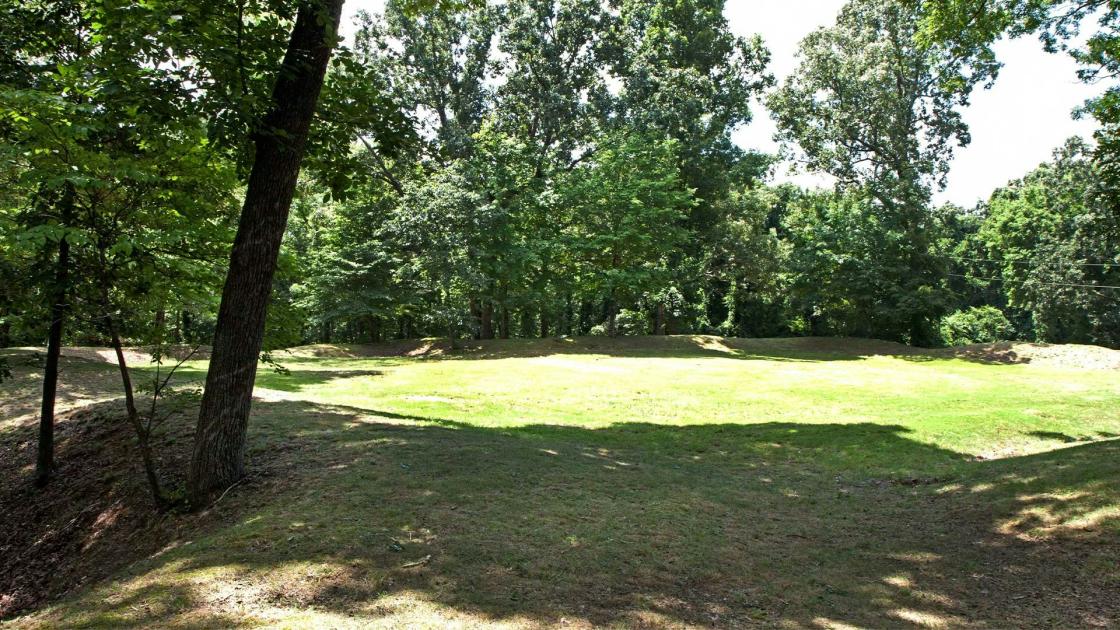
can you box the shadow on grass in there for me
[895,343,1036,366]
[1027,430,1120,444]
[18,398,1117,629]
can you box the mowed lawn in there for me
[4,336,1120,628]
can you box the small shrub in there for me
[940,306,1013,346]
[615,309,649,336]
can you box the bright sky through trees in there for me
[727,0,1101,206]
[343,0,1099,207]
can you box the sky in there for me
[341,0,1100,207]
[725,1,1099,207]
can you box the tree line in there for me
[275,0,1119,348]
[1,0,1118,507]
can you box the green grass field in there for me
[3,336,1119,628]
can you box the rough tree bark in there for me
[35,228,70,488]
[187,0,344,508]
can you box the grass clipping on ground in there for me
[1,336,1119,629]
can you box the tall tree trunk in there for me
[910,313,932,348]
[180,309,192,343]
[605,292,619,338]
[578,299,592,335]
[367,315,381,343]
[448,314,460,350]
[605,252,621,337]
[35,229,70,488]
[655,301,667,335]
[153,307,166,345]
[469,297,481,339]
[540,310,550,338]
[519,308,533,338]
[187,0,344,509]
[562,294,573,336]
[172,309,183,343]
[499,306,510,339]
[480,301,494,339]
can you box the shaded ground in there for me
[0,401,194,616]
[1,338,1118,628]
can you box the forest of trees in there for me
[3,0,1120,501]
